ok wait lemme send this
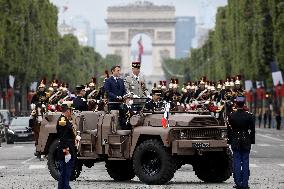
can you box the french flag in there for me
[161,103,170,129]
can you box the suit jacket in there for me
[104,76,126,102]
[124,74,146,97]
[228,109,255,151]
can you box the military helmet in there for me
[51,79,59,87]
[75,84,85,91]
[173,79,179,89]
[152,83,162,95]
[123,92,134,99]
[89,77,96,87]
[38,78,46,88]
[235,75,241,85]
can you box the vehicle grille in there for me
[187,128,221,139]
[188,117,219,126]
[171,128,222,140]
[14,130,30,134]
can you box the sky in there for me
[50,0,227,29]
[50,0,227,72]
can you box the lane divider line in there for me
[249,164,259,168]
[21,157,36,164]
[0,166,6,169]
[28,165,46,169]
[256,134,284,142]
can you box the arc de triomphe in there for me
[106,1,176,81]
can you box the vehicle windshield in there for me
[10,117,29,127]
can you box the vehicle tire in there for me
[193,150,232,183]
[47,140,60,181]
[105,160,135,181]
[133,139,175,185]
[6,136,14,144]
[47,140,82,181]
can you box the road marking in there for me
[256,134,284,142]
[0,166,6,169]
[249,164,259,168]
[278,164,284,167]
[256,144,271,147]
[13,146,24,148]
[21,157,36,164]
[28,165,46,169]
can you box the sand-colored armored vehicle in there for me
[36,105,232,185]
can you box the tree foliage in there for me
[0,0,118,92]
[187,0,284,86]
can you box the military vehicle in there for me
[36,105,232,185]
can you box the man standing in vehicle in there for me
[124,61,147,97]
[228,96,255,189]
[104,65,126,110]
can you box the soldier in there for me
[56,101,78,189]
[30,79,49,156]
[228,96,255,189]
[194,77,208,100]
[97,70,110,111]
[234,75,244,97]
[119,93,136,130]
[73,84,88,111]
[86,77,99,111]
[124,61,147,97]
[144,83,164,111]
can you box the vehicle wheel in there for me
[47,140,82,181]
[6,137,14,144]
[133,139,175,185]
[193,150,232,183]
[105,160,135,181]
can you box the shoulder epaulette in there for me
[58,116,66,126]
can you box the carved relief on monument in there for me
[160,49,170,59]
[110,31,126,40]
[128,29,154,42]
[157,31,172,40]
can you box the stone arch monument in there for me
[106,1,176,81]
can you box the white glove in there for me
[76,135,81,141]
[65,153,71,163]
[31,103,36,110]
[42,104,46,108]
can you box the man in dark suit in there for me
[104,65,126,110]
[228,96,255,189]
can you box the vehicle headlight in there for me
[180,131,187,139]
[7,129,15,135]
[221,130,227,138]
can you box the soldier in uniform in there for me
[194,77,208,100]
[30,79,49,155]
[124,61,147,97]
[86,77,99,111]
[228,96,255,189]
[234,75,244,97]
[56,101,78,189]
[119,93,136,130]
[144,84,164,111]
[73,84,88,111]
[97,70,110,111]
